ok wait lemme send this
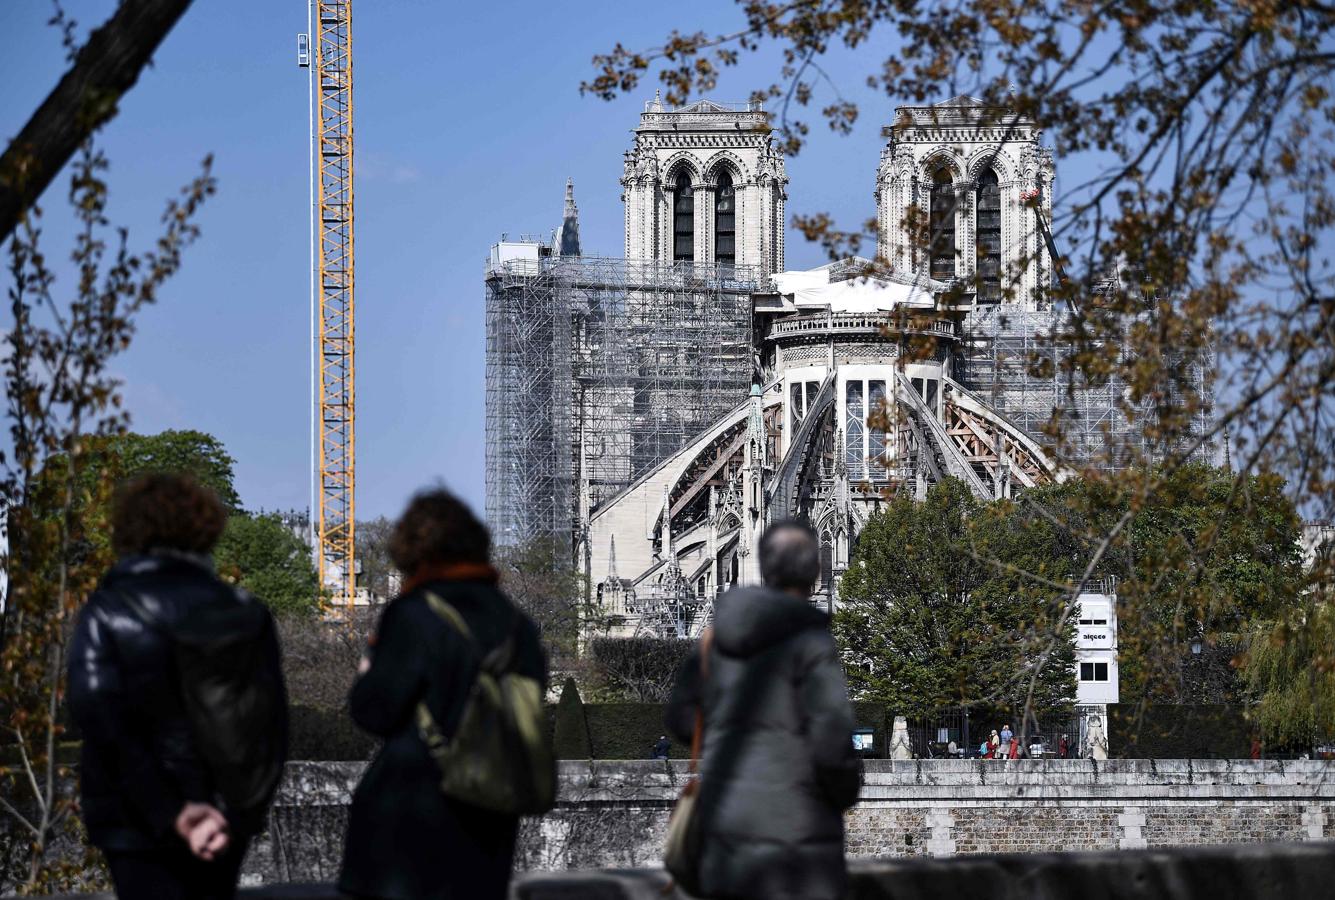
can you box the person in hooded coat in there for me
[665,521,859,900]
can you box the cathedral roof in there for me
[636,96,769,132]
[935,95,989,108]
[675,98,739,114]
[772,262,936,313]
[892,95,1034,129]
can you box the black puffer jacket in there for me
[338,577,547,900]
[66,552,286,851]
[666,586,860,900]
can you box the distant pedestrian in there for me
[652,735,672,760]
[1000,723,1013,746]
[988,729,1001,759]
[1008,736,1019,759]
[68,474,288,900]
[664,521,859,900]
[1059,734,1070,759]
[339,489,550,900]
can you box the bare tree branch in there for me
[0,0,195,242]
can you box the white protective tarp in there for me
[772,266,934,312]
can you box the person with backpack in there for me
[339,488,551,900]
[663,521,859,900]
[67,473,288,900]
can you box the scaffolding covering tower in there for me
[958,304,1214,469]
[485,249,757,550]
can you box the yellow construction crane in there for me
[304,0,356,609]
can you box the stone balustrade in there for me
[238,759,1335,886]
[17,759,1335,895]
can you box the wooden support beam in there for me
[671,429,748,519]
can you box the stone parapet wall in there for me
[235,759,1335,886]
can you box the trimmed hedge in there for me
[288,705,375,761]
[12,701,1258,764]
[553,677,592,759]
[1109,703,1251,759]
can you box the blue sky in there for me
[0,1,969,520]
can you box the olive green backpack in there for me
[415,592,556,815]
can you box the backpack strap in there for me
[422,591,517,676]
[423,591,472,638]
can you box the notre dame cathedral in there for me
[484,94,1205,638]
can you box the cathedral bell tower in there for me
[876,96,1055,308]
[622,92,788,279]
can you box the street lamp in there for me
[1190,637,1203,655]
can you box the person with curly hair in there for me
[339,487,548,900]
[67,473,287,900]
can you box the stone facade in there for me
[876,96,1055,306]
[621,95,787,278]
[229,759,1335,885]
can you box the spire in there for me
[556,177,581,257]
[607,535,618,581]
[747,382,766,468]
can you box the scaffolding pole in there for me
[485,255,756,551]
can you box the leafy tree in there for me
[1005,465,1304,706]
[0,132,212,891]
[1240,536,1335,750]
[1243,610,1335,751]
[833,478,1076,716]
[113,429,240,510]
[215,513,321,618]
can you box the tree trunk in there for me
[0,0,196,242]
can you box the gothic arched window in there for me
[845,380,865,480]
[715,170,736,267]
[929,167,957,280]
[673,171,694,262]
[975,168,1001,300]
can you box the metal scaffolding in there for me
[958,304,1214,470]
[485,254,757,549]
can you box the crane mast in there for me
[314,0,356,609]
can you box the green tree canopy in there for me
[833,478,1076,717]
[215,513,321,618]
[1239,534,1334,750]
[1013,464,1304,704]
[111,429,240,509]
[1241,606,1335,751]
